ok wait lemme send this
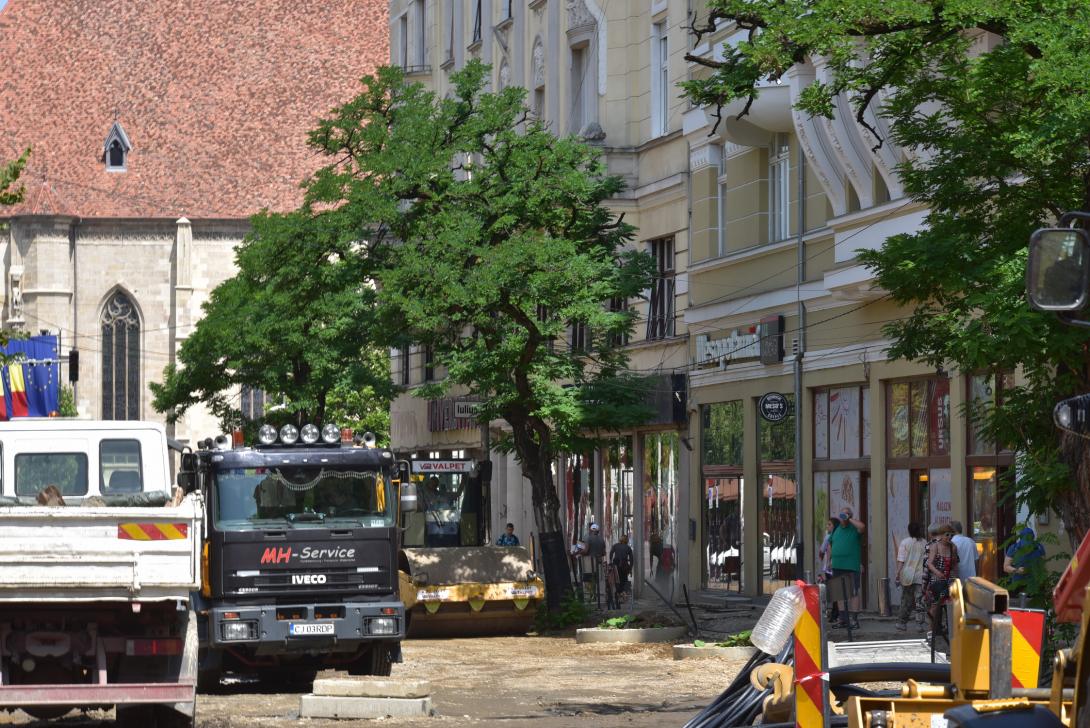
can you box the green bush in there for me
[534,594,592,632]
[598,614,636,630]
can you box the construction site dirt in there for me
[0,635,747,727]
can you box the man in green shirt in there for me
[829,506,865,628]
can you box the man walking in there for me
[950,520,977,582]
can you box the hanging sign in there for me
[759,392,791,423]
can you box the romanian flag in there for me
[7,365,28,418]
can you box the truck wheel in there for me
[349,646,393,676]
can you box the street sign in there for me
[759,392,790,423]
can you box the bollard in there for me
[793,583,830,728]
[877,577,892,617]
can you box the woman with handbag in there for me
[922,522,959,642]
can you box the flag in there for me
[8,364,28,418]
[0,335,59,418]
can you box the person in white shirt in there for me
[895,522,926,632]
[950,520,978,580]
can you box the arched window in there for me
[108,140,125,169]
[101,291,140,420]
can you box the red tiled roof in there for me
[0,0,388,219]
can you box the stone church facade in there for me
[0,0,389,443]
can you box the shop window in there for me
[603,439,634,544]
[967,372,1016,581]
[643,432,680,599]
[886,378,950,460]
[702,402,743,592]
[702,401,743,467]
[814,386,869,461]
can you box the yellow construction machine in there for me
[397,459,544,637]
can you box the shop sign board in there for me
[454,400,481,419]
[696,316,785,369]
[759,392,791,423]
[411,460,476,474]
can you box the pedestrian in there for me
[1004,526,1046,594]
[580,523,607,605]
[829,507,865,629]
[496,522,520,546]
[922,522,958,643]
[609,532,634,598]
[895,522,926,632]
[950,520,977,581]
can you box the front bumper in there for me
[208,601,404,654]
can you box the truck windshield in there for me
[417,472,467,546]
[213,466,395,529]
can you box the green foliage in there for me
[57,385,77,418]
[0,148,29,207]
[598,614,637,629]
[684,0,1090,539]
[304,60,657,604]
[715,629,753,648]
[151,209,393,431]
[534,594,593,632]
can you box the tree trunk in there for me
[510,421,572,610]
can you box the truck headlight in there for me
[280,424,299,445]
[221,621,257,641]
[257,424,278,445]
[321,423,340,444]
[301,424,320,444]
[367,617,397,635]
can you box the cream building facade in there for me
[387,0,694,599]
[682,15,1040,606]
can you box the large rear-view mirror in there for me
[1027,227,1090,311]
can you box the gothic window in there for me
[102,121,132,171]
[101,291,140,420]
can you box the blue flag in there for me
[0,335,60,417]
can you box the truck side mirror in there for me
[177,453,198,493]
[400,482,419,513]
[1027,227,1090,311]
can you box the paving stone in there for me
[300,694,434,719]
[312,678,430,698]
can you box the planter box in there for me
[575,625,688,644]
[672,644,758,661]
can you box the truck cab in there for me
[193,424,409,687]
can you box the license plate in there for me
[509,586,539,598]
[289,622,335,636]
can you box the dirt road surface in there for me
[0,635,745,727]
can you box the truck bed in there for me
[0,494,203,602]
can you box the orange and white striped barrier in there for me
[793,582,830,728]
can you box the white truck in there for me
[0,420,202,727]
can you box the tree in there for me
[681,1,1090,544]
[305,61,655,606]
[151,209,392,435]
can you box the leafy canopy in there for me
[683,0,1090,534]
[305,61,655,458]
[151,209,392,435]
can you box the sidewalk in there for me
[597,589,934,645]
